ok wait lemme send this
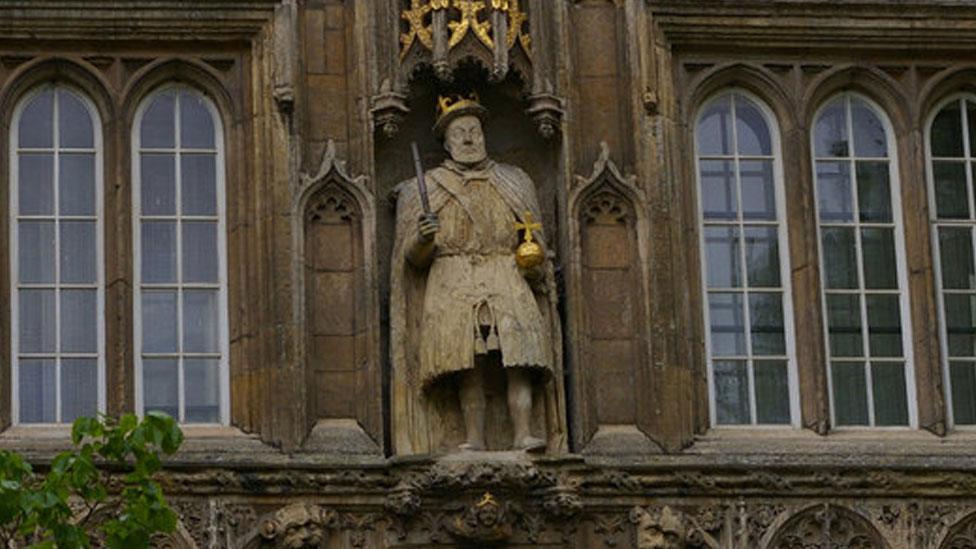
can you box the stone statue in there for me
[390,93,567,455]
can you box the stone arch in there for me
[685,62,797,132]
[766,504,889,549]
[938,509,976,549]
[567,142,663,453]
[0,56,116,131]
[918,66,976,126]
[120,57,236,141]
[296,140,381,453]
[802,64,910,136]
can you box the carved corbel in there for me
[272,0,298,123]
[526,80,564,139]
[371,78,410,139]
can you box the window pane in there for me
[143,358,178,419]
[140,154,176,216]
[18,221,55,284]
[182,222,219,283]
[945,293,976,358]
[141,221,177,284]
[740,160,776,220]
[754,360,791,424]
[749,293,785,355]
[734,96,771,156]
[697,96,733,156]
[832,361,869,426]
[861,228,898,290]
[866,294,903,357]
[714,360,749,424]
[141,92,176,149]
[700,160,736,220]
[19,359,56,423]
[871,362,909,426]
[851,97,887,158]
[708,293,746,356]
[815,98,849,157]
[60,221,96,284]
[826,294,862,357]
[58,90,93,149]
[61,290,97,353]
[933,161,969,219]
[744,226,781,287]
[61,358,97,422]
[939,227,975,289]
[932,100,965,158]
[856,161,892,222]
[18,153,54,215]
[821,227,858,289]
[816,161,853,222]
[18,90,53,149]
[185,358,220,423]
[58,153,96,216]
[142,291,178,354]
[183,290,220,353]
[181,154,217,216]
[704,226,740,288]
[180,92,216,149]
[19,289,56,353]
[950,361,976,425]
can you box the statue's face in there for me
[444,114,487,165]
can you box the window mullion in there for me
[175,92,186,424]
[53,88,63,424]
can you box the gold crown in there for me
[434,92,488,136]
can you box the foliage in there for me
[0,412,184,548]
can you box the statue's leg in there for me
[507,368,545,452]
[458,369,486,451]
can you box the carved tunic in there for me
[417,166,551,386]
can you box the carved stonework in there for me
[942,511,976,549]
[257,504,341,548]
[630,505,718,549]
[769,504,888,549]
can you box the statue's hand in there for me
[418,213,440,242]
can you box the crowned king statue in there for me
[389,93,567,455]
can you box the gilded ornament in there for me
[398,0,530,57]
[449,0,493,49]
[515,211,544,269]
[400,0,434,58]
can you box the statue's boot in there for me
[514,435,546,453]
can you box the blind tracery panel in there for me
[696,91,798,427]
[813,93,914,427]
[11,86,103,424]
[929,95,976,427]
[133,87,228,424]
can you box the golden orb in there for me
[515,241,544,269]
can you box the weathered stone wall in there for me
[6,0,976,547]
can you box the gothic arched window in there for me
[133,86,229,424]
[11,85,104,424]
[813,92,915,427]
[928,94,976,427]
[695,91,799,426]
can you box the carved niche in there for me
[767,504,889,549]
[568,142,656,452]
[298,141,381,450]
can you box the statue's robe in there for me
[390,159,567,455]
